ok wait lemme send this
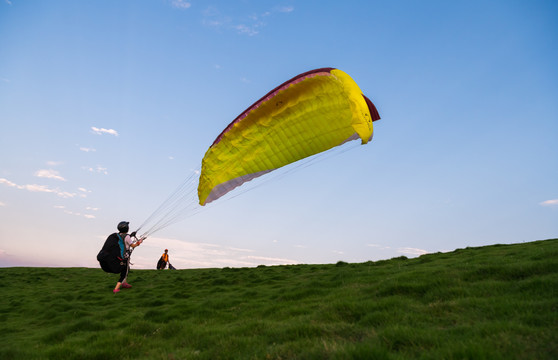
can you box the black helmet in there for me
[117,221,129,233]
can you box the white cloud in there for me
[235,23,260,36]
[202,6,229,30]
[84,166,108,175]
[54,204,96,219]
[0,177,77,198]
[80,147,96,152]
[0,201,6,207]
[202,5,292,37]
[77,188,91,198]
[171,0,191,9]
[540,199,558,206]
[275,6,294,13]
[54,191,77,199]
[46,161,63,166]
[397,247,428,256]
[0,178,16,187]
[22,184,54,193]
[35,169,66,181]
[91,126,118,136]
[133,236,299,269]
[86,206,99,211]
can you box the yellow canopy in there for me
[198,68,380,205]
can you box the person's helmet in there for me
[165,249,168,252]
[117,221,129,233]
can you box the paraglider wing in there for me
[198,67,380,206]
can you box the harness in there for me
[118,232,140,264]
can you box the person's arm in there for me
[129,236,145,248]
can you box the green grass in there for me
[1,238,557,359]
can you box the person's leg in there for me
[122,260,131,287]
[114,263,128,292]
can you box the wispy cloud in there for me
[83,166,108,175]
[80,147,96,152]
[202,5,294,36]
[171,0,191,9]
[275,6,294,13]
[234,23,261,36]
[135,237,299,269]
[202,6,229,29]
[55,205,96,219]
[0,178,77,198]
[91,126,118,136]
[63,209,96,219]
[398,247,428,256]
[540,199,558,206]
[35,169,66,181]
[0,201,6,207]
[76,188,91,198]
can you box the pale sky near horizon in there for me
[1,0,557,270]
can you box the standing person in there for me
[157,249,169,270]
[97,221,144,293]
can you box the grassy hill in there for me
[1,238,557,359]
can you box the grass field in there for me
[1,238,557,359]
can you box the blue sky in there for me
[1,0,557,269]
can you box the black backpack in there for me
[97,233,126,273]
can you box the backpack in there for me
[157,256,167,270]
[97,233,127,274]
